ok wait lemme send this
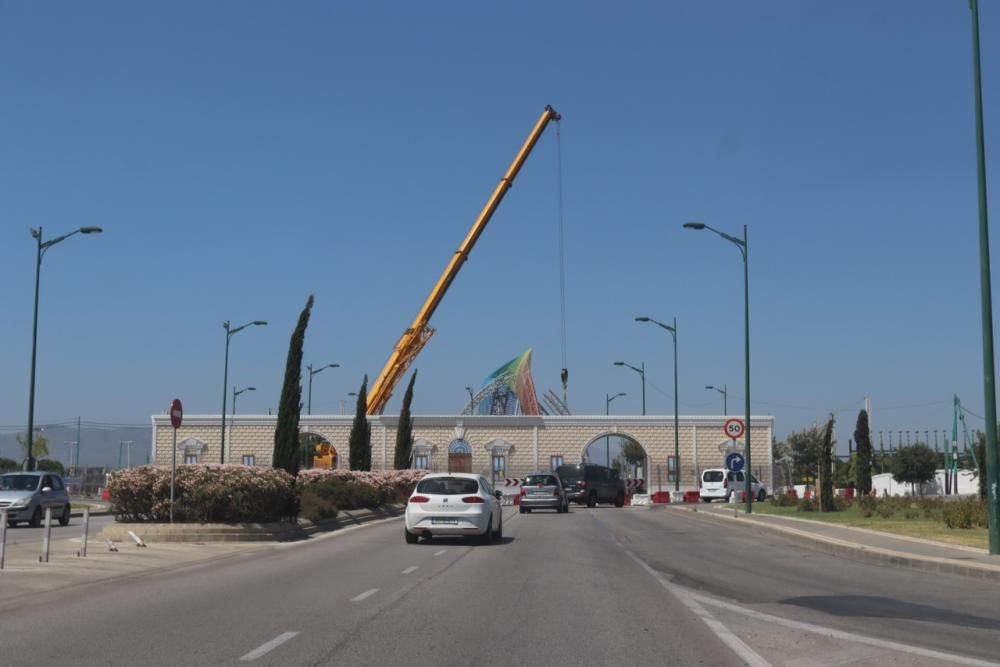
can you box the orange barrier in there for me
[651,491,671,504]
[683,490,701,503]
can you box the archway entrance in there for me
[301,432,336,469]
[448,440,472,473]
[583,434,648,489]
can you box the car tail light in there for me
[723,479,728,489]
[698,479,703,488]
[579,480,587,489]
[462,496,485,503]
[520,487,527,497]
[409,495,430,503]
[554,488,561,497]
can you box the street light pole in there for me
[220,320,267,463]
[636,316,680,491]
[613,361,645,415]
[231,386,256,462]
[706,384,727,415]
[684,221,752,514]
[606,392,626,467]
[306,363,339,416]
[970,0,1000,554]
[25,226,103,472]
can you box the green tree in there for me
[975,431,987,501]
[349,375,372,470]
[621,441,645,466]
[272,295,314,476]
[393,370,418,469]
[0,457,19,472]
[787,424,825,483]
[36,459,65,476]
[772,437,794,490]
[891,443,938,496]
[300,433,319,470]
[853,409,873,495]
[820,416,835,511]
[16,433,49,461]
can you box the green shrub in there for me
[831,496,852,512]
[300,479,383,513]
[771,493,797,507]
[797,497,817,512]
[108,465,297,523]
[916,497,944,520]
[944,498,990,529]
[857,495,877,517]
[300,492,338,523]
[876,500,896,519]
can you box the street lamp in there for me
[970,0,1000,555]
[229,386,256,462]
[613,361,645,415]
[466,386,476,415]
[25,226,103,472]
[220,320,267,463]
[606,392,626,467]
[637,316,680,491]
[684,220,752,514]
[705,385,728,415]
[306,363,339,415]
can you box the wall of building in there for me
[151,414,774,490]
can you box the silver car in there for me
[0,472,72,527]
[518,472,568,514]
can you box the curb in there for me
[96,505,406,543]
[667,505,1000,583]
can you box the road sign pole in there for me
[169,399,183,525]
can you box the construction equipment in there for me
[366,105,562,415]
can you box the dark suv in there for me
[555,464,626,508]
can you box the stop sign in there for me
[170,399,183,429]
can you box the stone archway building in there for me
[151,414,774,491]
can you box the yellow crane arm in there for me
[367,105,561,415]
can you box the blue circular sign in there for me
[725,452,745,472]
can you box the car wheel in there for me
[757,489,766,502]
[480,515,494,545]
[7,520,17,528]
[519,506,526,514]
[563,502,569,513]
[405,527,419,544]
[701,497,711,503]
[586,492,597,508]
[524,507,532,513]
[614,492,625,508]
[29,507,43,528]
[59,504,71,527]
[494,516,503,540]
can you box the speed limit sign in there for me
[724,418,745,440]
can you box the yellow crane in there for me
[366,105,561,415]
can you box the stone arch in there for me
[581,431,648,486]
[447,438,473,473]
[411,438,435,470]
[178,438,208,463]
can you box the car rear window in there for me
[703,471,724,482]
[524,474,557,486]
[416,477,480,495]
[556,465,582,483]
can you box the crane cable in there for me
[556,120,569,406]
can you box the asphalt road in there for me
[2,512,114,546]
[2,506,999,666]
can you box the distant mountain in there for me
[0,426,152,469]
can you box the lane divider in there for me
[351,588,379,603]
[401,566,418,575]
[240,631,299,662]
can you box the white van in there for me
[699,468,768,502]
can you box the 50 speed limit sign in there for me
[724,418,745,440]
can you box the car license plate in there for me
[431,518,458,525]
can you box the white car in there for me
[699,468,768,502]
[404,473,503,544]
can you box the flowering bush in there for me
[109,465,297,523]
[297,469,427,504]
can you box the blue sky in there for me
[1,1,998,453]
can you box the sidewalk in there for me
[667,502,1000,582]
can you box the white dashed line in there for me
[240,631,299,661]
[351,588,379,602]
[434,549,447,556]
[401,566,418,575]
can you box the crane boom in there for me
[367,105,561,415]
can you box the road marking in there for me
[401,566,418,575]
[239,631,299,661]
[690,591,1000,667]
[434,549,446,556]
[615,540,772,667]
[351,588,379,602]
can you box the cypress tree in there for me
[854,409,873,496]
[820,415,836,511]
[349,375,372,470]
[272,295,314,476]
[394,370,418,469]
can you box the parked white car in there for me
[699,468,768,502]
[404,473,503,544]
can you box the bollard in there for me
[106,538,119,552]
[0,508,7,570]
[78,507,90,558]
[127,530,147,548]
[40,506,52,563]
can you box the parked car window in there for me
[585,466,607,482]
[416,477,480,495]
[704,470,725,482]
[50,476,64,490]
[727,471,746,483]
[524,474,558,486]
[556,465,583,484]
[42,475,54,489]
[0,474,40,491]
